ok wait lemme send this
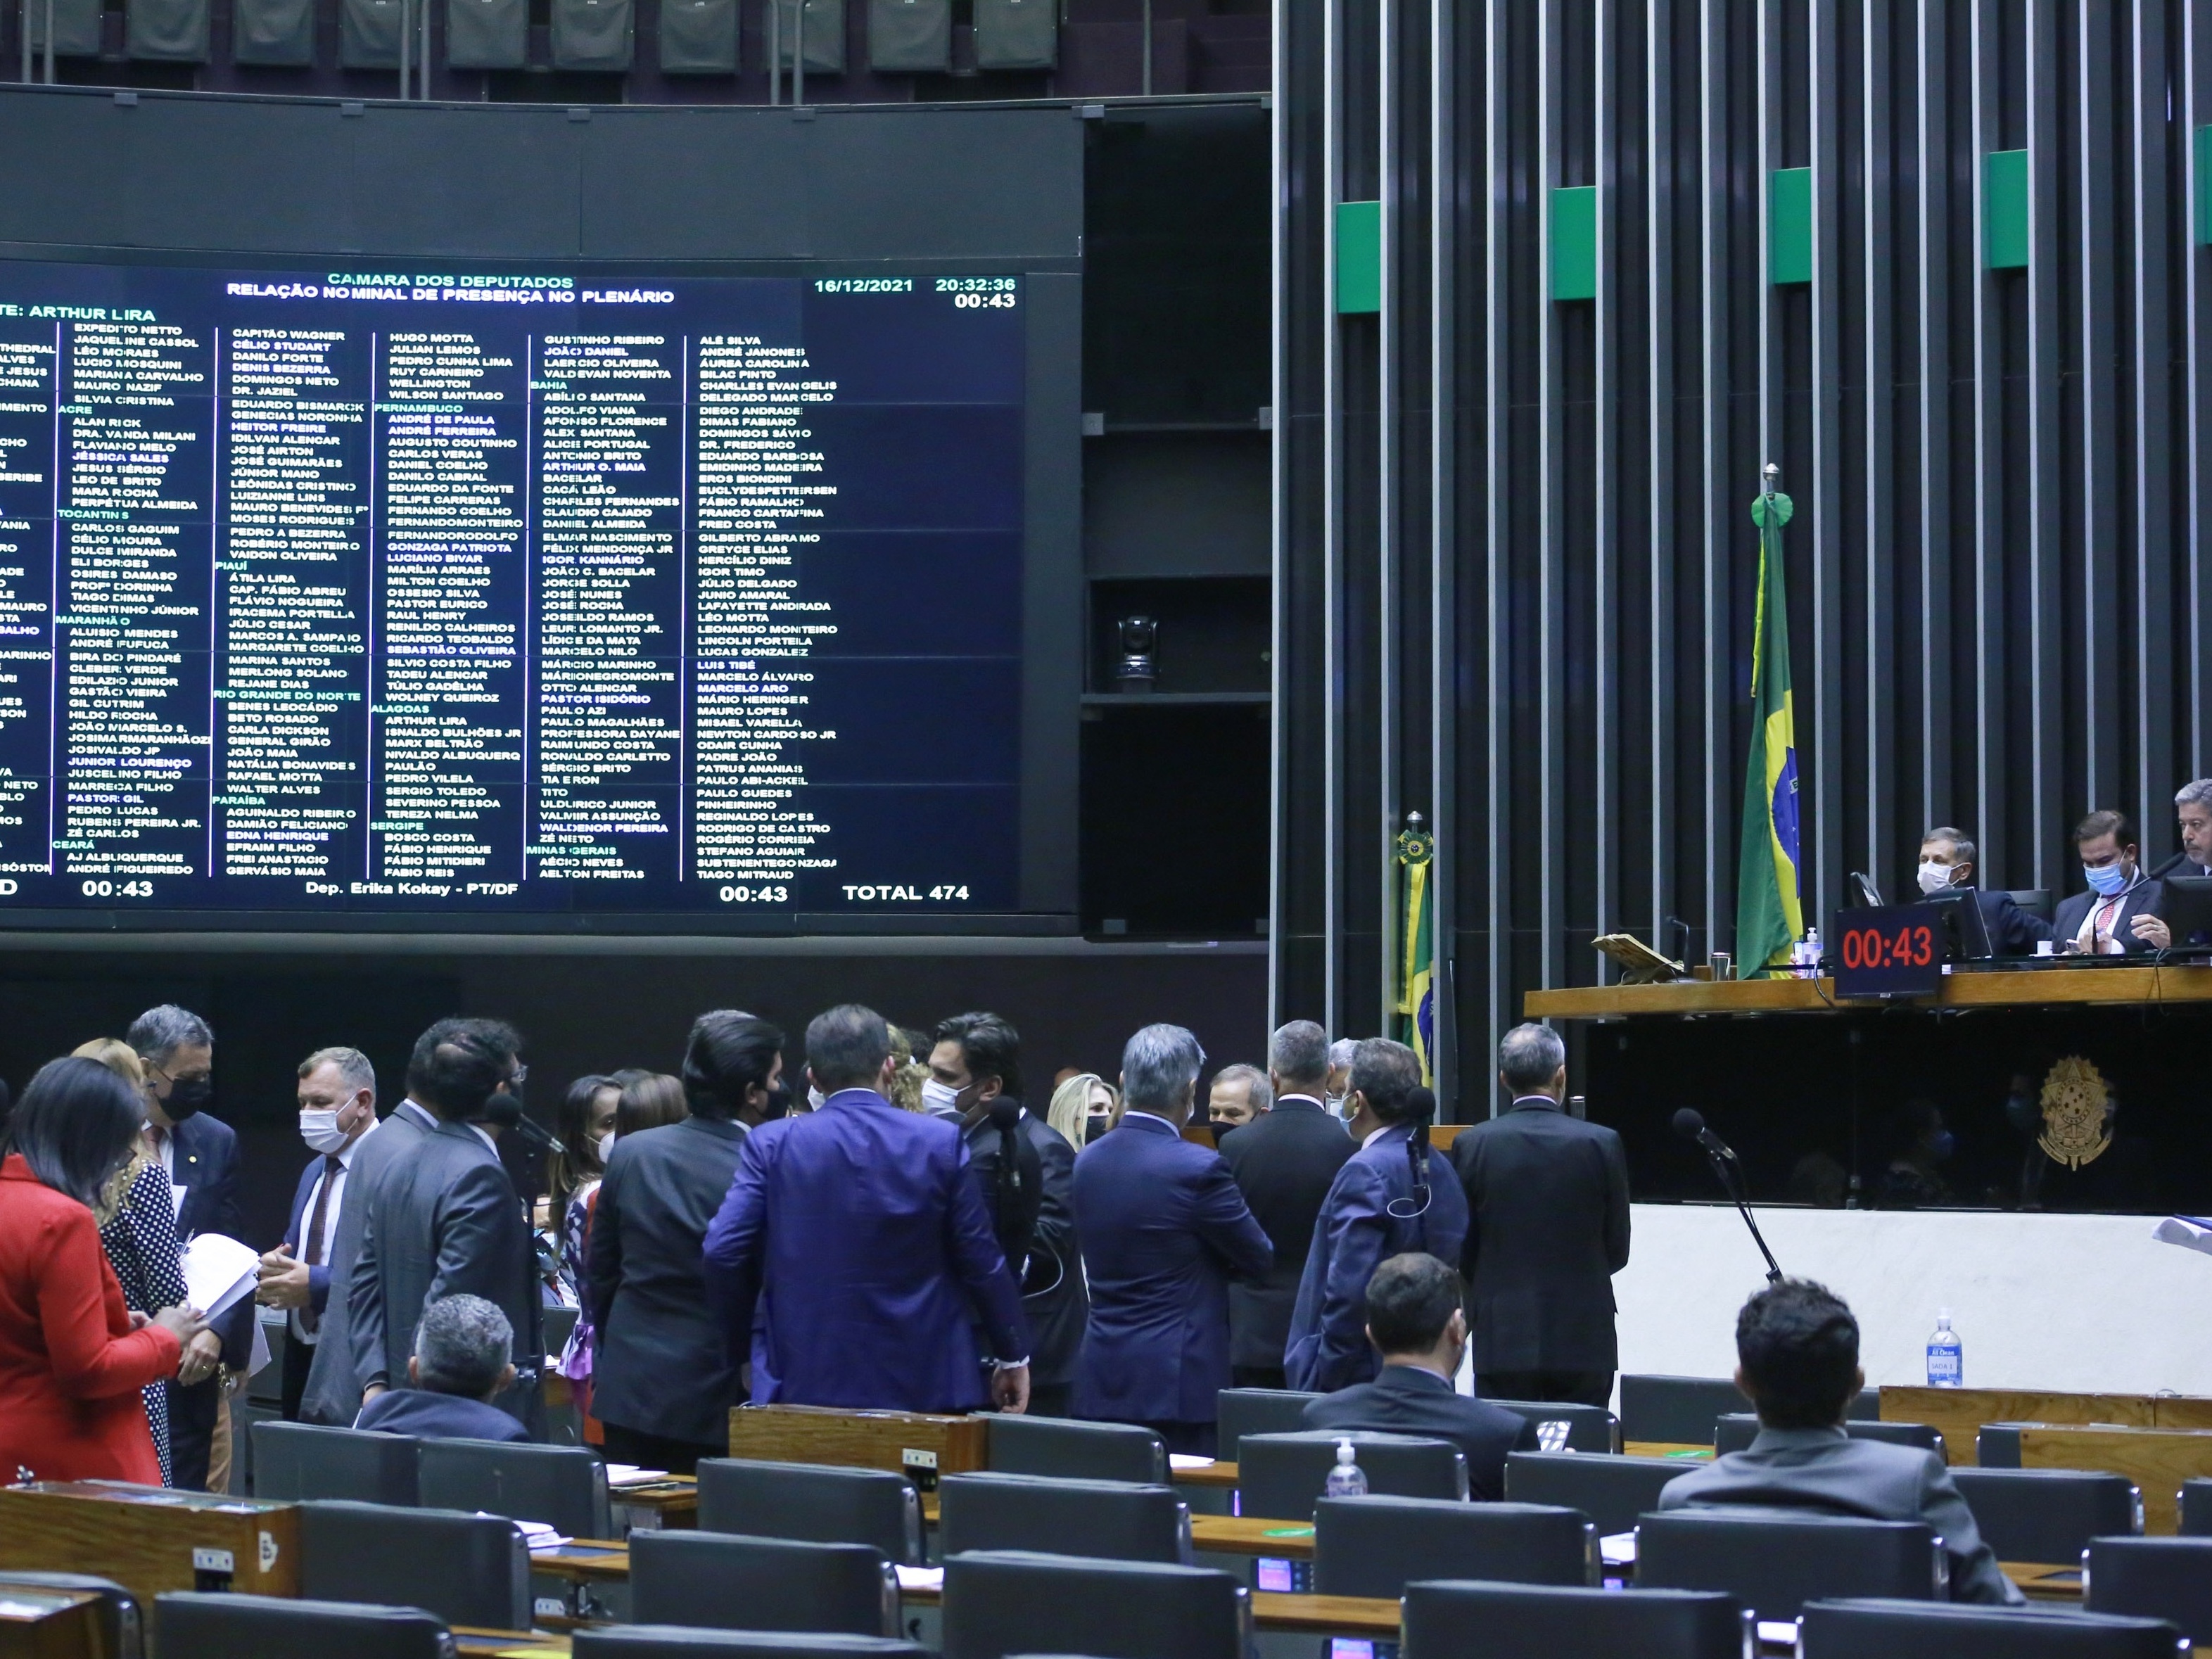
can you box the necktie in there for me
[299,1155,341,1335]
[145,1124,167,1165]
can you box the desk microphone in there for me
[1672,1108,1783,1284]
[479,1092,559,1156]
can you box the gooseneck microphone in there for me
[1673,1108,1783,1283]
[479,1091,559,1156]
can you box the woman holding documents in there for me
[0,1057,206,1485]
[72,1038,195,1485]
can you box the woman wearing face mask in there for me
[0,1057,209,1485]
[1047,1071,1119,1148]
[587,1014,787,1473]
[547,1074,619,1306]
[69,1038,196,1485]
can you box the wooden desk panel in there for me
[1252,1592,1398,1634]
[1881,1386,2164,1466]
[2002,1563,2085,1602]
[0,1483,298,1614]
[1190,1514,1313,1558]
[1526,964,2212,1020]
[455,1628,568,1658]
[727,1403,988,1488]
[1622,1442,1714,1461]
[1174,1460,1239,1489]
[0,1585,108,1659]
[2014,1425,2212,1534]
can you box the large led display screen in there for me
[0,260,1031,920]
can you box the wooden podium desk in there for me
[0,1483,298,1615]
[1525,963,2212,1020]
[0,1584,109,1659]
[728,1404,988,1492]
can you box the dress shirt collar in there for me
[1275,1093,1328,1112]
[395,1098,438,1131]
[823,1086,889,1111]
[1119,1110,1182,1136]
[1361,1121,1399,1149]
[1506,1094,1564,1114]
[466,1121,497,1153]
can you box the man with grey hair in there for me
[1220,1020,1354,1387]
[260,1047,381,1422]
[1449,1022,1631,1408]
[352,1294,530,1443]
[1073,1024,1272,1452]
[1914,827,2050,956]
[1207,1063,1272,1135]
[128,1003,244,1490]
[1325,1038,1359,1117]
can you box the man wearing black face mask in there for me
[128,1003,248,1492]
[349,1017,544,1437]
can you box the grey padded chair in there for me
[1618,1375,1747,1445]
[1504,1450,1693,1537]
[573,1634,927,1659]
[2086,1536,2212,1641]
[250,1420,421,1506]
[0,1571,142,1659]
[1636,1511,1944,1620]
[1800,1597,2185,1658]
[418,1436,611,1538]
[940,1549,1249,1659]
[697,1459,924,1565]
[2181,1480,2212,1537]
[937,1473,1190,1565]
[1236,1430,1466,1520]
[1311,1494,1594,1595]
[1214,1389,1321,1461]
[1950,1468,2140,1564]
[2007,889,2056,922]
[630,1532,901,1636]
[298,1499,533,1631]
[1485,1399,1620,1454]
[154,1593,452,1659]
[989,1417,1166,1485]
[1401,1579,1749,1659]
[1715,1413,1943,1457]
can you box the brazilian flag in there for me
[1735,478,1804,975]
[1397,816,1435,1085]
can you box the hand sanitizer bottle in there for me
[1323,1439,1368,1496]
[1926,1309,1962,1388]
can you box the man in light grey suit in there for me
[1658,1279,2021,1606]
[347,1017,544,1437]
[296,1086,438,1425]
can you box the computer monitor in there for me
[1916,889,1994,960]
[2156,875,2212,951]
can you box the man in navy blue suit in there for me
[1913,827,2051,956]
[355,1294,532,1444]
[1285,1037,1467,1395]
[704,1004,1031,1414]
[1072,1024,1272,1456]
[257,1047,381,1423]
[129,1003,248,1492]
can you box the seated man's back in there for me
[1299,1251,1536,1501]
[356,1386,531,1443]
[1665,1281,2021,1606]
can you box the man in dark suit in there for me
[704,1004,1031,1414]
[297,1082,440,1426]
[1304,1252,1537,1500]
[1073,1024,1271,1456]
[588,1011,777,1471]
[354,1294,531,1444]
[936,1012,1088,1419]
[127,1003,246,1491]
[1659,1279,2021,1606]
[1451,1023,1629,1409]
[2150,779,2212,881]
[1221,1019,1352,1390]
[256,1047,381,1423]
[1912,827,2051,956]
[2052,808,2166,955]
[1286,1038,1464,1394]
[348,1017,544,1436]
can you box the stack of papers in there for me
[179,1235,260,1321]
[894,1565,944,1594]
[2154,1216,2212,1256]
[1168,1454,1215,1472]
[603,1464,673,1488]
[492,1517,571,1553]
[1598,1532,1636,1568]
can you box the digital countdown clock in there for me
[1832,905,1945,999]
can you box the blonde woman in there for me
[70,1038,197,1485]
[1047,1072,1118,1150]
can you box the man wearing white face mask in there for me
[2052,809,2167,955]
[1913,827,2051,957]
[258,1046,379,1423]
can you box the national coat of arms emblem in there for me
[2037,1056,2112,1170]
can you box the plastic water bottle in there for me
[1323,1439,1368,1497]
[1804,927,1822,974]
[1926,1309,1963,1388]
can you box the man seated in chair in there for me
[1302,1252,1537,1500]
[355,1293,532,1443]
[1658,1278,2019,1604]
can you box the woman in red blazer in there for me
[0,1057,205,1485]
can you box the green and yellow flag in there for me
[1735,476,1804,976]
[1396,815,1436,1085]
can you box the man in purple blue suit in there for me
[704,1003,1032,1414]
[1073,1023,1273,1456]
